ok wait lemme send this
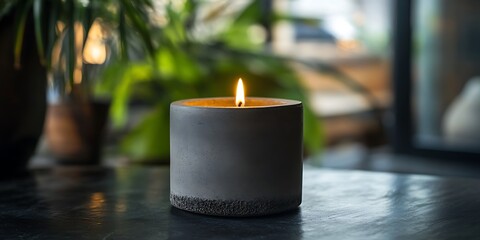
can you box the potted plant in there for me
[0,0,156,167]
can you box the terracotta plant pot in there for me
[45,100,109,164]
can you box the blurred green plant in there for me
[96,0,323,163]
[0,0,156,84]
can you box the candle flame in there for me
[236,78,245,107]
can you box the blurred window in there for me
[413,0,480,151]
[273,0,392,145]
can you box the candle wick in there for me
[238,102,243,107]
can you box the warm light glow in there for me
[83,42,106,64]
[88,192,106,219]
[73,68,82,84]
[235,78,245,107]
[83,20,106,64]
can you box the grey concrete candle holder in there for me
[170,97,303,217]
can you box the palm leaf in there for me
[121,0,154,58]
[0,1,19,20]
[33,0,45,65]
[46,0,59,70]
[66,0,75,86]
[13,0,32,69]
[119,4,128,59]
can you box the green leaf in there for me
[110,62,154,127]
[0,1,19,20]
[66,0,76,86]
[46,0,59,70]
[183,0,198,31]
[155,47,201,83]
[156,48,175,78]
[164,3,187,43]
[121,0,155,58]
[120,104,170,162]
[119,5,128,59]
[13,0,32,69]
[220,2,265,51]
[231,0,261,25]
[33,0,45,65]
[95,61,128,96]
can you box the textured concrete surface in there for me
[170,194,301,217]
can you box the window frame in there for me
[391,0,480,161]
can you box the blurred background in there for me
[2,0,480,178]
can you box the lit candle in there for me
[170,79,303,217]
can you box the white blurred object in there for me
[324,16,356,40]
[310,91,370,117]
[443,77,480,147]
[290,0,354,18]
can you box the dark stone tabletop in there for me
[1,165,480,239]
